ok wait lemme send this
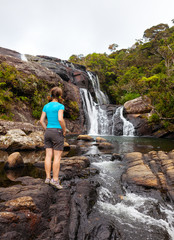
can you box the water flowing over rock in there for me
[112,106,135,136]
[80,73,110,135]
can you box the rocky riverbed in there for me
[1,133,174,239]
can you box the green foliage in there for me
[0,62,49,120]
[120,93,140,104]
[67,101,79,120]
[69,22,174,123]
[148,114,160,123]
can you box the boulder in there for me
[77,135,94,141]
[96,137,108,142]
[124,96,152,114]
[98,142,114,149]
[122,150,174,201]
[111,153,122,161]
[64,141,70,150]
[4,152,24,169]
[0,129,42,151]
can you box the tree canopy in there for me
[69,23,174,130]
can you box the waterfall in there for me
[80,88,109,135]
[80,71,109,135]
[87,71,109,105]
[21,54,28,62]
[112,106,135,136]
[80,72,135,136]
[80,88,98,135]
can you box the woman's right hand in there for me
[63,130,66,137]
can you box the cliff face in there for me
[0,47,92,134]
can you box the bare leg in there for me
[52,150,62,181]
[45,148,53,179]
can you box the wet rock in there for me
[111,153,122,161]
[0,150,8,162]
[0,212,19,223]
[124,96,152,114]
[98,142,114,150]
[64,141,70,151]
[4,152,24,169]
[96,137,108,142]
[0,172,98,240]
[77,135,94,141]
[123,150,174,201]
[5,196,36,211]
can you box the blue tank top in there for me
[42,102,65,129]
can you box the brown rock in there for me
[64,141,70,150]
[126,164,158,188]
[5,196,36,211]
[4,152,24,169]
[111,153,122,161]
[0,212,19,222]
[124,96,152,114]
[98,142,114,149]
[96,137,108,142]
[77,135,94,141]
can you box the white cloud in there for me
[0,0,173,59]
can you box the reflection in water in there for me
[91,136,174,155]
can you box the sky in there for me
[0,0,174,60]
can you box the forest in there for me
[69,23,174,130]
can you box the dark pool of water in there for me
[0,162,45,187]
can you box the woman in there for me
[40,87,66,189]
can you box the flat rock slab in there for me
[122,150,174,201]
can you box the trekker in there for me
[40,87,66,189]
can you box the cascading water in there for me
[112,106,135,136]
[21,54,28,62]
[80,71,110,135]
[87,71,109,105]
[81,71,135,136]
[91,155,174,240]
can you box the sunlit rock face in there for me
[124,96,152,114]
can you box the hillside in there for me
[0,49,87,134]
[69,23,174,132]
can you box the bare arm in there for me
[58,109,66,136]
[40,111,47,130]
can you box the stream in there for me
[1,135,174,239]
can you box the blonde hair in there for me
[47,87,64,103]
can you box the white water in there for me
[80,88,98,135]
[80,88,109,135]
[87,71,109,105]
[21,54,28,62]
[112,106,135,136]
[80,72,110,135]
[92,158,174,240]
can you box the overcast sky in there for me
[0,0,174,60]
